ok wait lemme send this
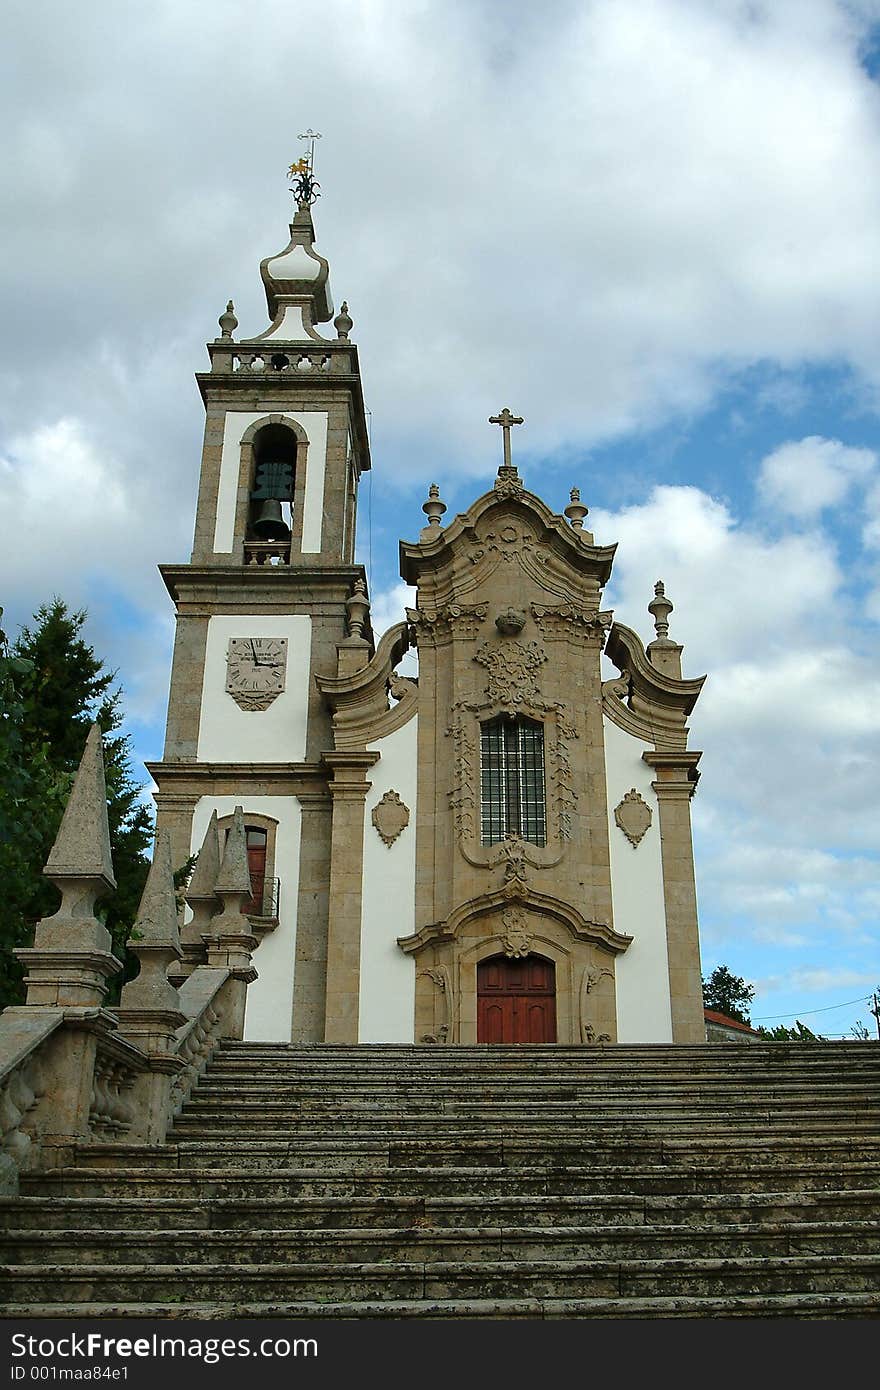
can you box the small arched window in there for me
[480,715,546,846]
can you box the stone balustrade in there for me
[0,724,257,1185]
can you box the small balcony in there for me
[245,876,280,938]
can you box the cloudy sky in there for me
[3,0,880,1035]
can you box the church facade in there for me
[148,190,707,1047]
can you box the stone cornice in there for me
[642,748,703,799]
[159,563,367,605]
[148,761,329,798]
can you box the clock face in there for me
[226,637,288,709]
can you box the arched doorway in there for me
[477,954,557,1043]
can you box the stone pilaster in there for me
[291,791,332,1042]
[322,751,379,1043]
[643,750,705,1042]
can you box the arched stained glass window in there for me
[480,716,546,846]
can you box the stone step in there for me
[153,1137,880,1171]
[166,1106,878,1128]
[5,1221,880,1267]
[6,1189,878,1232]
[4,1291,880,1319]
[176,1094,880,1117]
[24,1160,880,1200]
[4,1254,880,1303]
[3,1292,878,1319]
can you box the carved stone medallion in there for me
[501,907,532,958]
[371,789,410,847]
[614,788,652,848]
[474,639,547,711]
[226,637,288,711]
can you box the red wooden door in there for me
[245,827,267,916]
[477,955,556,1043]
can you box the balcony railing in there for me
[245,877,280,936]
[243,540,291,566]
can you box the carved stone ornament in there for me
[226,637,288,711]
[474,639,547,712]
[614,788,653,848]
[408,604,487,641]
[501,907,532,959]
[495,607,526,635]
[371,789,410,847]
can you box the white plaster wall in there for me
[212,409,328,554]
[191,794,302,1043]
[197,614,311,763]
[358,716,418,1042]
[604,716,673,1043]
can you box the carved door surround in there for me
[399,888,630,1045]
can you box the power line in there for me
[753,994,871,1020]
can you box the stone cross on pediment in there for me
[489,408,524,469]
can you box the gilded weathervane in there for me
[289,128,322,207]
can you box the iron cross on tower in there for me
[489,408,524,468]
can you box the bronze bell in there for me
[252,498,291,541]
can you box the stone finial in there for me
[218,300,238,340]
[203,806,258,983]
[213,806,252,900]
[564,487,589,530]
[420,482,447,541]
[334,300,353,340]
[15,722,122,1007]
[118,830,183,1016]
[648,580,673,640]
[44,722,115,891]
[346,576,371,642]
[647,579,683,677]
[172,812,223,985]
[186,812,222,904]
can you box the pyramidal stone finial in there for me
[44,722,115,890]
[126,830,181,952]
[186,811,222,903]
[213,806,252,900]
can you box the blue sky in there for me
[2,0,880,1036]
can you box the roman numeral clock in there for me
[225,638,288,711]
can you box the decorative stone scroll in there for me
[614,788,653,848]
[474,639,547,712]
[371,790,411,847]
[531,604,610,641]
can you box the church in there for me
[148,173,707,1049]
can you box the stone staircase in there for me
[2,1041,879,1318]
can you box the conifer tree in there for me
[0,599,152,1006]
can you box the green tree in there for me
[0,599,153,1007]
[702,964,756,1025]
[755,1020,822,1042]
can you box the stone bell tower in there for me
[148,162,372,1042]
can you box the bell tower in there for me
[148,159,372,1042]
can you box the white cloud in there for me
[757,436,877,519]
